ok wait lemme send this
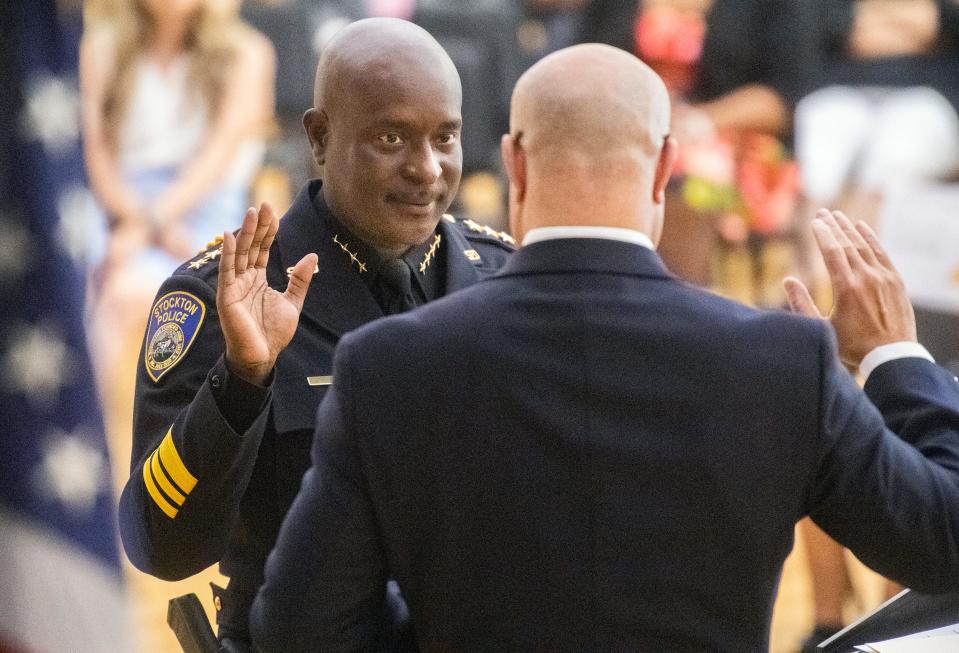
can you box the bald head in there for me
[303,18,464,257]
[511,44,670,166]
[314,18,460,114]
[502,44,677,241]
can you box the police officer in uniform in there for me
[118,18,513,652]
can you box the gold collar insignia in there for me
[418,234,442,274]
[332,234,368,274]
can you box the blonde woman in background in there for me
[82,0,275,265]
[80,0,275,397]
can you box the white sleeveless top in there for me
[118,55,264,187]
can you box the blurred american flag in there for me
[0,2,130,651]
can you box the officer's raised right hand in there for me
[217,203,317,386]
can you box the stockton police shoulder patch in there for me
[144,291,206,382]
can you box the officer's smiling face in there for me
[315,51,463,258]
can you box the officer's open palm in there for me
[217,203,317,386]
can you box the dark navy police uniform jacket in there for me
[118,180,513,640]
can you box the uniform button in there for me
[214,596,222,611]
[211,374,221,389]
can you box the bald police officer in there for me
[118,18,513,651]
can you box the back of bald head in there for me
[313,18,460,113]
[511,44,670,171]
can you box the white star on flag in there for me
[34,428,108,516]
[3,323,75,406]
[57,184,107,266]
[22,72,80,157]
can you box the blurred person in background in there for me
[80,0,275,387]
[794,2,959,649]
[648,0,808,300]
[522,0,639,54]
[675,0,805,137]
[795,0,959,227]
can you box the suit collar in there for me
[497,237,674,280]
[523,226,656,251]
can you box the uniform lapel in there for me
[274,181,383,337]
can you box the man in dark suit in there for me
[117,18,512,651]
[250,44,959,651]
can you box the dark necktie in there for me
[379,259,416,315]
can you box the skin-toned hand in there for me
[156,220,197,261]
[107,219,151,267]
[217,203,318,386]
[783,209,917,367]
[849,0,940,59]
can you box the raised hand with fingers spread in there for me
[784,209,916,367]
[217,203,317,386]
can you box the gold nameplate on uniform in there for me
[307,375,333,386]
[464,249,481,261]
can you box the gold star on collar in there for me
[332,234,368,274]
[418,234,442,274]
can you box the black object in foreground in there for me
[168,593,218,653]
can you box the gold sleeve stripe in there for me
[158,429,198,494]
[142,457,178,519]
[150,450,185,506]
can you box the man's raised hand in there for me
[217,203,317,385]
[784,209,916,367]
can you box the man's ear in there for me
[303,108,330,166]
[653,135,679,205]
[500,133,526,202]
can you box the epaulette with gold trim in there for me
[198,235,224,253]
[457,217,516,246]
[186,236,224,271]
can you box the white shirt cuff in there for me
[859,341,935,382]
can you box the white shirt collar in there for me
[521,226,655,251]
